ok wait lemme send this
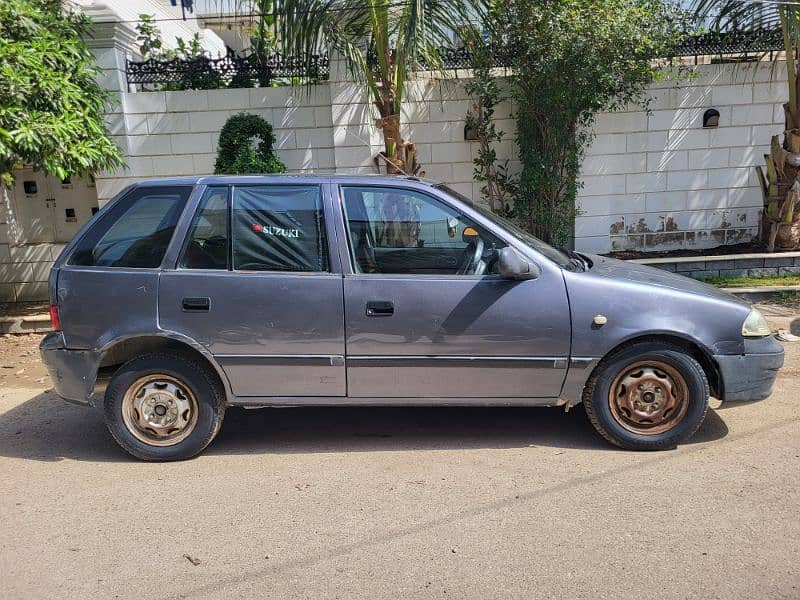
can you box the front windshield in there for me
[434,184,573,268]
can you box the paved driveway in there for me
[0,307,798,599]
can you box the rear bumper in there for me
[715,336,785,403]
[39,332,98,406]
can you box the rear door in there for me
[158,183,346,399]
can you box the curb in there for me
[630,251,800,265]
[0,314,52,335]
[720,285,800,302]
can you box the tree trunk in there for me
[759,123,800,252]
[372,55,423,178]
[767,221,779,253]
[379,113,404,174]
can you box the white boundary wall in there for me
[97,72,517,205]
[576,63,783,254]
[98,61,785,257]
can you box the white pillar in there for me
[82,4,138,93]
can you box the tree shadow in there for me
[0,391,729,462]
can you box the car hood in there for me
[581,254,750,307]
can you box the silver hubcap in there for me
[121,375,198,446]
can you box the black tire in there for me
[583,341,709,451]
[104,352,226,461]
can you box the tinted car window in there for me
[69,186,191,268]
[180,187,229,270]
[341,186,506,275]
[232,185,328,272]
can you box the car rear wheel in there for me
[104,352,225,461]
[582,341,709,450]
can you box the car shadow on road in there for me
[0,391,729,462]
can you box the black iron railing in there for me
[126,50,329,90]
[125,30,783,91]
[672,29,784,62]
[430,30,785,69]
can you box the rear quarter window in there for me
[69,186,192,268]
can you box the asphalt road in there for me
[1,307,798,599]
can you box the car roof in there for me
[134,174,440,187]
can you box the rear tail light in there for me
[49,305,61,331]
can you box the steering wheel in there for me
[457,237,485,275]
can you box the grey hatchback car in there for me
[40,175,784,460]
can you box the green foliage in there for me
[488,0,686,245]
[0,0,124,187]
[699,273,800,288]
[463,28,516,215]
[214,113,287,175]
[136,15,220,90]
[251,0,278,55]
[168,32,222,91]
[136,13,164,60]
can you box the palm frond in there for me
[691,0,780,32]
[273,0,485,88]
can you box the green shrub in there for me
[214,113,287,175]
[0,0,123,187]
[487,0,687,246]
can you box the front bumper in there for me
[714,335,785,402]
[39,332,98,406]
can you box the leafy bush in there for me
[487,0,686,245]
[136,14,221,90]
[214,113,287,175]
[463,28,516,216]
[0,0,123,187]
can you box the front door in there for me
[338,185,571,400]
[158,184,346,398]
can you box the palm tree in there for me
[271,0,479,175]
[692,1,800,250]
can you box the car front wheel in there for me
[583,341,710,450]
[104,352,225,461]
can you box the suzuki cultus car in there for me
[40,176,784,460]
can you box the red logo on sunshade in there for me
[252,223,263,233]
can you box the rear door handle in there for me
[366,301,394,317]
[182,297,210,312]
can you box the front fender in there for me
[560,267,750,404]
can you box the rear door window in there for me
[69,186,191,268]
[231,185,328,272]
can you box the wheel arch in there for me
[96,333,231,403]
[590,332,722,400]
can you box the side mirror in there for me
[462,226,480,243]
[498,247,540,280]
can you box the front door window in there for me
[341,186,506,276]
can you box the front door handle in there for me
[366,301,394,317]
[182,297,210,312]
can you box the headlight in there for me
[742,309,771,337]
